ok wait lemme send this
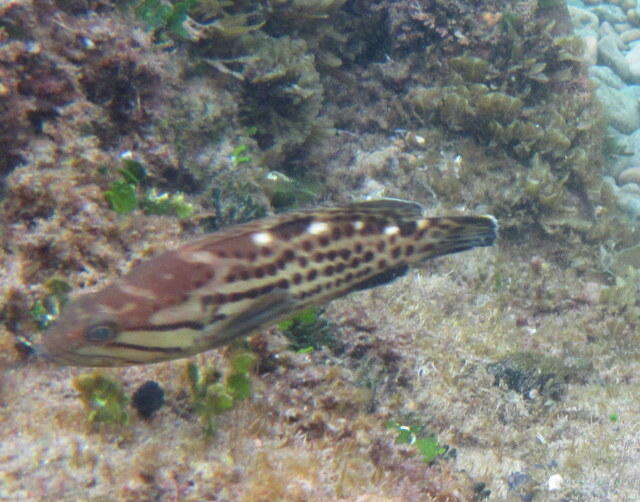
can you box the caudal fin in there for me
[419,215,498,261]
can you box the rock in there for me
[582,32,598,65]
[595,85,640,133]
[568,5,599,31]
[621,28,640,43]
[589,65,625,89]
[614,23,633,34]
[623,84,640,99]
[598,35,632,81]
[618,166,640,184]
[592,4,627,24]
[608,128,640,176]
[626,44,640,82]
[620,182,640,195]
[599,21,623,43]
[548,474,563,491]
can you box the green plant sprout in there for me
[29,277,72,329]
[135,0,197,39]
[185,349,257,436]
[105,157,194,219]
[277,307,340,353]
[259,171,317,210]
[230,144,252,166]
[140,189,195,219]
[386,420,447,464]
[74,373,130,426]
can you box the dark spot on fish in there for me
[298,256,308,268]
[340,249,351,260]
[405,245,415,257]
[233,250,244,259]
[362,221,379,235]
[266,264,278,276]
[254,267,265,279]
[319,235,330,247]
[420,243,434,253]
[260,247,273,257]
[363,251,374,263]
[228,292,243,302]
[277,279,289,289]
[216,251,228,258]
[245,288,261,299]
[336,263,345,273]
[239,269,251,280]
[399,221,417,237]
[350,257,361,268]
[344,225,355,238]
[313,252,325,263]
[324,265,335,276]
[327,250,337,261]
[272,216,313,240]
[377,241,386,252]
[378,259,387,269]
[226,273,237,283]
[211,313,227,322]
[261,283,275,295]
[391,247,401,259]
[247,251,257,262]
[307,269,318,281]
[214,293,227,304]
[293,273,303,285]
[345,272,354,282]
[354,243,363,254]
[282,249,295,262]
[302,240,314,252]
[332,227,342,240]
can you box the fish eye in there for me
[84,322,119,343]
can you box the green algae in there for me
[185,349,257,436]
[278,307,342,353]
[74,373,130,426]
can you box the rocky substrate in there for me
[570,0,640,214]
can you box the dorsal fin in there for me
[345,198,425,220]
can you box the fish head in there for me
[42,292,126,367]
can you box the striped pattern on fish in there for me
[42,199,498,366]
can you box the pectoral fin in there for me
[207,289,295,347]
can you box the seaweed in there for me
[105,157,194,218]
[185,349,257,436]
[74,373,130,426]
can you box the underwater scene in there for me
[5,0,640,499]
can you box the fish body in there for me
[43,199,497,366]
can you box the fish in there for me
[42,199,498,366]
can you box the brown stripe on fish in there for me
[42,199,497,366]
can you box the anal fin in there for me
[348,264,409,293]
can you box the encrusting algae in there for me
[42,199,497,366]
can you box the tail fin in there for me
[420,215,498,261]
